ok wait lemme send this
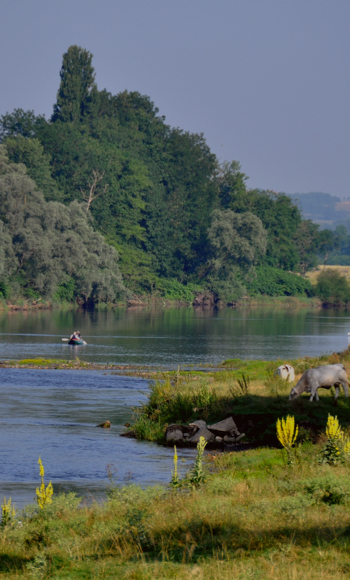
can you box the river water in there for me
[1,305,350,508]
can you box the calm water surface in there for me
[1,306,350,365]
[1,306,350,508]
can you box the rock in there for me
[215,436,223,442]
[96,421,111,428]
[189,424,215,443]
[183,433,190,439]
[189,420,207,430]
[223,435,236,443]
[208,417,239,435]
[166,429,184,443]
[120,430,136,438]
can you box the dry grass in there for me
[305,265,350,285]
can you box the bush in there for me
[315,269,350,304]
[53,277,76,303]
[0,281,9,299]
[246,266,313,297]
[154,279,201,302]
[300,475,350,505]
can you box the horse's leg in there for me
[340,380,349,398]
[309,381,318,402]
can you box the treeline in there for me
[0,45,338,305]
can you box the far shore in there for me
[0,294,323,313]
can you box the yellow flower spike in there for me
[38,457,45,478]
[171,445,179,487]
[326,415,343,441]
[276,415,298,465]
[277,415,298,448]
[1,497,15,526]
[36,457,53,508]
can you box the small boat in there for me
[68,337,85,346]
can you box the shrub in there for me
[246,265,313,297]
[53,277,76,302]
[315,269,350,304]
[0,281,9,299]
[300,475,350,505]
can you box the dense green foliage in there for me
[315,269,350,305]
[0,145,126,304]
[0,45,339,304]
[246,265,314,297]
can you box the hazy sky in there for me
[1,1,349,196]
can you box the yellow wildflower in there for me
[36,457,53,508]
[326,415,343,441]
[276,415,298,449]
[1,497,15,526]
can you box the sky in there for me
[1,0,350,197]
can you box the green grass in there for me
[3,443,350,578]
[3,350,350,577]
[131,349,350,445]
[4,358,93,369]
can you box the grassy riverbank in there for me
[129,350,350,447]
[2,440,350,578]
[2,352,350,577]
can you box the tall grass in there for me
[3,445,350,578]
[131,350,350,447]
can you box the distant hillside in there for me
[288,192,350,230]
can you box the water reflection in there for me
[0,306,349,366]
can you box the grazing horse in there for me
[289,364,349,402]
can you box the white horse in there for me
[275,364,295,383]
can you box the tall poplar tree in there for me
[51,45,98,123]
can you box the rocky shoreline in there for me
[121,415,251,451]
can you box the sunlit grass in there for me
[131,349,350,447]
[2,445,350,578]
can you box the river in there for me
[1,305,350,508]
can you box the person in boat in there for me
[70,331,79,340]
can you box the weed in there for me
[1,497,15,527]
[36,457,53,509]
[230,373,250,398]
[319,414,350,465]
[187,436,207,487]
[276,415,298,465]
[170,446,180,488]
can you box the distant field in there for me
[305,265,350,285]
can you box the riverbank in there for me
[2,353,350,578]
[128,349,350,446]
[0,293,322,312]
[2,430,350,578]
[3,350,350,447]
